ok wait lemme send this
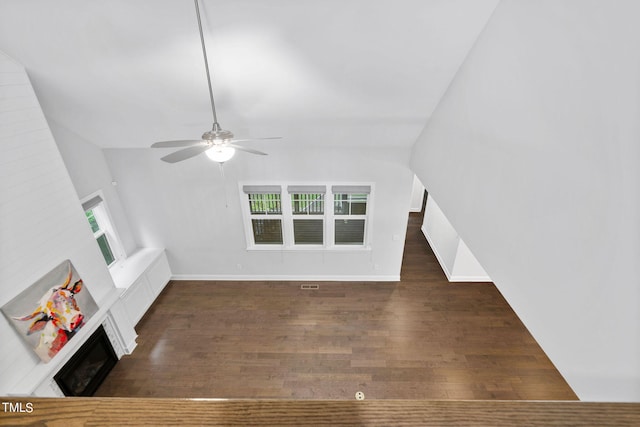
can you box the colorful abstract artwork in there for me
[1,260,98,363]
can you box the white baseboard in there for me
[170,274,400,282]
[447,275,492,283]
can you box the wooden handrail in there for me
[1,398,639,426]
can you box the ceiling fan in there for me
[151,0,280,164]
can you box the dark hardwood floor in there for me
[96,211,577,400]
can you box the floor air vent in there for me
[300,284,319,290]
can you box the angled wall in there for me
[411,0,640,401]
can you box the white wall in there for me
[104,146,414,280]
[0,52,118,394]
[411,0,640,401]
[52,122,138,257]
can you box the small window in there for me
[290,188,325,245]
[332,186,370,246]
[82,194,120,267]
[243,186,284,246]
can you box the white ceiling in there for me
[0,0,498,149]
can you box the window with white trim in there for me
[81,194,122,267]
[241,184,371,249]
[289,185,325,246]
[244,185,284,245]
[332,185,370,246]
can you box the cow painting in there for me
[2,260,98,363]
[14,270,86,361]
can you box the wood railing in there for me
[1,398,639,426]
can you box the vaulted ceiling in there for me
[0,0,498,150]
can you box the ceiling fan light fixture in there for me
[205,145,235,163]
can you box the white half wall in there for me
[104,146,414,280]
[421,194,490,282]
[0,52,119,394]
[450,239,491,282]
[411,0,640,401]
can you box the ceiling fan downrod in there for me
[194,0,219,126]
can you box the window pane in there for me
[292,193,324,215]
[351,202,367,215]
[333,193,367,215]
[96,234,115,265]
[335,219,365,245]
[334,194,349,215]
[252,219,283,244]
[249,194,281,214]
[293,219,323,244]
[86,210,100,233]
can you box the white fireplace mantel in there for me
[8,248,171,397]
[8,288,133,397]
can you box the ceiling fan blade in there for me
[231,137,282,144]
[160,145,211,163]
[228,144,268,156]
[151,140,204,148]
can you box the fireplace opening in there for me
[54,325,117,396]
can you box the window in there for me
[332,186,370,246]
[244,186,283,245]
[241,183,372,249]
[81,194,121,267]
[289,186,325,245]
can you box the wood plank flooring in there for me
[96,212,577,400]
[7,398,640,426]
